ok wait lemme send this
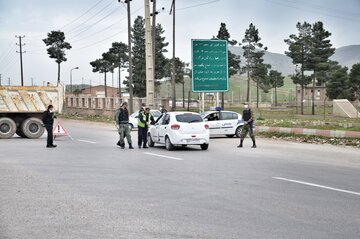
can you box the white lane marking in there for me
[77,139,97,144]
[144,152,183,161]
[68,134,74,141]
[273,177,360,197]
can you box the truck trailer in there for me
[0,83,65,139]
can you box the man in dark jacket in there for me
[42,104,57,148]
[238,103,256,148]
[137,107,155,149]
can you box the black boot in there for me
[129,143,134,149]
[143,144,148,149]
[251,138,256,148]
[120,142,125,149]
[237,139,243,148]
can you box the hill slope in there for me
[229,45,360,75]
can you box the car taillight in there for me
[171,124,180,130]
[205,124,209,129]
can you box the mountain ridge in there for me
[229,45,360,75]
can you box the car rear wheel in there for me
[200,143,209,150]
[148,133,155,147]
[235,126,243,138]
[165,136,174,151]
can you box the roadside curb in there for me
[257,126,360,138]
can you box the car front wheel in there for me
[235,126,243,138]
[148,133,155,147]
[200,143,209,150]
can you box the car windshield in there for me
[175,114,203,123]
[151,111,161,118]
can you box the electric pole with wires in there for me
[15,35,25,86]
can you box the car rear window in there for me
[175,114,203,123]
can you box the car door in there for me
[158,113,170,144]
[150,116,162,142]
[204,112,221,135]
[219,111,239,134]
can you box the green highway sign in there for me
[191,39,228,92]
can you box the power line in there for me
[265,0,360,22]
[68,7,121,40]
[70,6,142,44]
[177,0,220,11]
[60,0,108,30]
[66,0,115,35]
[74,29,127,51]
[0,42,16,64]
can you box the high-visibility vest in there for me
[138,112,146,128]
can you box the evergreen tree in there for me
[268,70,284,106]
[128,16,146,97]
[284,22,313,114]
[126,16,169,97]
[325,61,350,100]
[308,21,335,114]
[89,52,114,97]
[242,23,267,107]
[154,23,169,80]
[214,22,241,109]
[43,30,72,83]
[108,42,128,97]
[349,63,360,101]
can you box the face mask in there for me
[244,105,249,109]
[49,109,53,113]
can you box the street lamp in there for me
[70,67,79,93]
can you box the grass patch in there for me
[258,131,360,148]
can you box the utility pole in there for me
[8,77,11,86]
[170,0,176,111]
[151,0,157,102]
[31,77,34,86]
[15,35,25,86]
[125,0,134,113]
[144,0,155,108]
[0,74,2,86]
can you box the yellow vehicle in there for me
[0,83,65,139]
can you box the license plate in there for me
[186,139,200,143]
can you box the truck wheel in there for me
[21,117,45,139]
[0,117,16,139]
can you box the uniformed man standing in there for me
[138,107,155,149]
[238,103,256,148]
[115,102,134,149]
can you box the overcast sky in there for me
[0,0,359,87]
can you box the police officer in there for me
[138,107,155,148]
[42,104,57,148]
[115,102,134,149]
[238,103,256,148]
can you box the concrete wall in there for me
[64,96,170,116]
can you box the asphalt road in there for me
[1,119,359,239]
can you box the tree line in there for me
[42,18,360,114]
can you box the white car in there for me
[148,111,210,150]
[129,109,162,129]
[201,110,244,138]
